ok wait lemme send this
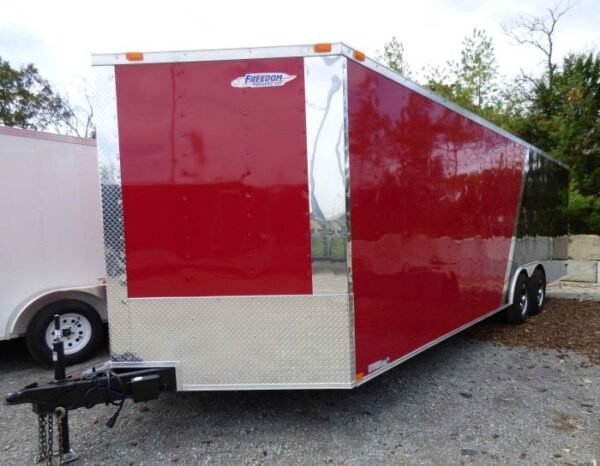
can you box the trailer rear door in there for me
[114,58,312,298]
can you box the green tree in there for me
[502,2,600,233]
[455,28,499,111]
[376,36,411,77]
[422,29,504,125]
[509,52,600,233]
[0,57,72,131]
[422,65,456,100]
[549,53,600,198]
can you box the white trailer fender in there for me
[5,284,107,340]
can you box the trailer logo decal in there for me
[231,73,296,88]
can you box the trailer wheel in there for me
[528,268,546,315]
[25,300,103,365]
[504,272,531,324]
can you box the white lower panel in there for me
[113,294,354,389]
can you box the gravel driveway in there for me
[1,302,598,466]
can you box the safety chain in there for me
[55,407,65,465]
[35,414,47,463]
[46,413,53,466]
[34,409,66,466]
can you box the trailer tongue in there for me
[5,42,568,463]
[6,329,175,465]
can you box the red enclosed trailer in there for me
[7,43,569,421]
[88,43,568,390]
[5,43,569,460]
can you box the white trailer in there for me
[0,126,107,364]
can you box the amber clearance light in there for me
[125,52,144,61]
[353,50,366,61]
[313,43,333,53]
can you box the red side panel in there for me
[347,61,525,375]
[115,58,311,298]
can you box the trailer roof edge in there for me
[337,43,569,170]
[91,42,568,170]
[0,125,96,146]
[90,43,345,67]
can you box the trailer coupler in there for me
[5,316,177,464]
[6,364,177,414]
[6,363,176,464]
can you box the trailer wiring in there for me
[80,370,127,427]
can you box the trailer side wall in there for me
[347,61,526,377]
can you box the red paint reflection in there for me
[348,62,525,374]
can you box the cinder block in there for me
[568,235,600,260]
[564,260,599,283]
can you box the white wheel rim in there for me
[45,313,93,355]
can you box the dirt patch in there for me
[550,411,578,433]
[466,298,600,364]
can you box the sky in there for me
[1,0,599,105]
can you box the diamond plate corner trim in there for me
[94,65,131,355]
[347,292,356,380]
[125,294,354,388]
[304,56,349,295]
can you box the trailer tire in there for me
[25,300,103,365]
[528,268,546,316]
[504,272,531,325]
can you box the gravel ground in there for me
[1,299,599,466]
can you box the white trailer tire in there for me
[25,300,104,365]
